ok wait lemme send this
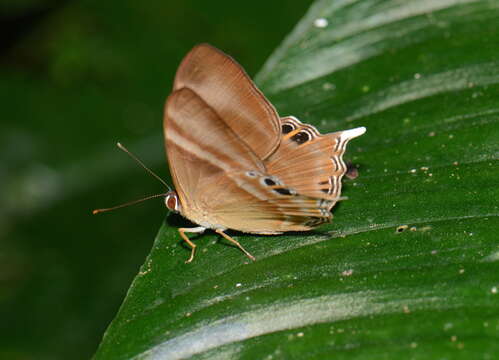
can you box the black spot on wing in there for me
[282,123,294,134]
[290,131,310,144]
[273,188,294,196]
[264,178,277,186]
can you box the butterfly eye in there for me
[165,192,181,212]
[291,131,311,144]
[246,171,258,178]
[281,123,294,134]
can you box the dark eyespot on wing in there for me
[273,188,294,196]
[282,123,294,134]
[291,131,310,144]
[264,178,277,186]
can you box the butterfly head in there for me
[165,191,181,213]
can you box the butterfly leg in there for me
[179,227,206,263]
[215,229,256,261]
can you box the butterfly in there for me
[162,44,366,263]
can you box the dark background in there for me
[0,1,313,359]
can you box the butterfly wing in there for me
[174,44,281,160]
[164,87,265,220]
[207,171,335,233]
[265,116,366,205]
[164,89,332,233]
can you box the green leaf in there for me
[94,0,499,359]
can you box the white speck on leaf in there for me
[322,82,335,91]
[314,18,328,28]
[341,269,354,276]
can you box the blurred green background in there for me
[0,1,314,359]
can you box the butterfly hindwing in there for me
[265,116,365,208]
[207,171,333,233]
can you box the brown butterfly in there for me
[162,44,366,263]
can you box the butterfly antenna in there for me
[92,193,167,215]
[116,142,172,191]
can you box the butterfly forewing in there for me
[164,87,266,224]
[174,44,281,160]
